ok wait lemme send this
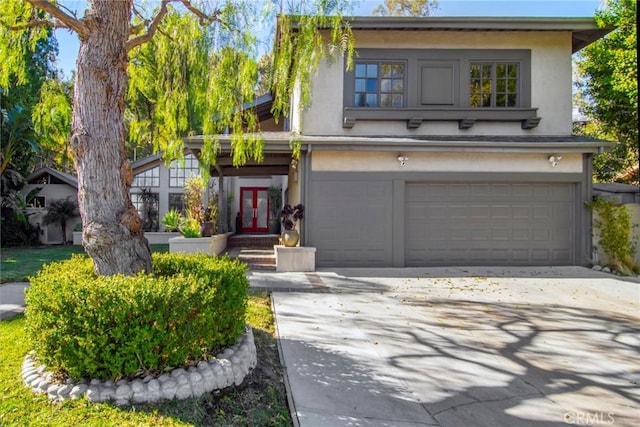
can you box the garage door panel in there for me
[311,180,393,267]
[406,182,574,266]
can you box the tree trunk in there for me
[70,1,152,275]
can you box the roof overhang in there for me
[26,167,78,188]
[308,16,614,53]
[186,133,614,157]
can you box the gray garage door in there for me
[310,180,393,267]
[405,182,575,266]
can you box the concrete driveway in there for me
[271,267,640,427]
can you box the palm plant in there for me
[43,196,79,244]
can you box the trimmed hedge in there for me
[25,253,248,381]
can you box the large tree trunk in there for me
[70,1,152,275]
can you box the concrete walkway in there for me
[0,282,30,320]
[272,267,640,427]
[3,267,639,427]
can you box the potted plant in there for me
[163,209,183,232]
[280,203,304,247]
[268,186,282,234]
[199,206,214,237]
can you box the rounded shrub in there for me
[25,252,248,381]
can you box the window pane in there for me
[508,64,518,78]
[366,64,378,77]
[355,79,365,92]
[482,93,491,107]
[496,79,505,92]
[355,93,366,106]
[381,79,391,92]
[355,63,366,78]
[496,93,506,106]
[169,193,185,213]
[392,94,403,107]
[392,79,403,92]
[380,94,392,107]
[496,64,506,76]
[366,93,377,107]
[470,65,480,78]
[392,64,403,78]
[381,64,392,78]
[508,79,517,92]
[507,94,517,106]
[366,78,377,92]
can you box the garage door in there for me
[405,182,575,266]
[310,180,393,267]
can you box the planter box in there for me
[73,231,181,246]
[275,245,316,272]
[169,232,233,255]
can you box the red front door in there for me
[240,187,269,233]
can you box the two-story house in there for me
[189,16,612,268]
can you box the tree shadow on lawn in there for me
[276,293,640,426]
[117,327,293,426]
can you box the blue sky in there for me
[53,0,602,79]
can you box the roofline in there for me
[344,16,605,30]
[186,133,614,155]
[283,15,613,53]
[26,166,78,188]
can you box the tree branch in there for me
[126,0,222,51]
[25,0,90,39]
[178,0,222,26]
[126,0,171,51]
[3,17,69,31]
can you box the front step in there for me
[236,248,276,271]
[226,234,280,249]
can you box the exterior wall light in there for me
[548,155,562,167]
[397,155,409,166]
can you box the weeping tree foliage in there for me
[32,77,73,171]
[372,0,438,16]
[1,0,355,276]
[574,0,638,184]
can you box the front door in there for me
[240,187,269,233]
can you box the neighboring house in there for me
[189,16,613,267]
[23,167,81,244]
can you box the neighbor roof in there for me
[26,167,78,188]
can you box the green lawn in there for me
[0,244,170,283]
[0,246,291,426]
[0,292,290,426]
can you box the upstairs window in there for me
[470,63,519,108]
[354,62,405,107]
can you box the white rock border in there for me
[22,325,257,406]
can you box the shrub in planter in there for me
[25,253,248,381]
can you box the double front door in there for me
[240,187,269,233]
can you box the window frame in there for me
[169,153,201,188]
[132,166,160,188]
[353,61,407,108]
[343,49,535,129]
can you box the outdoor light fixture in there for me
[397,155,409,166]
[548,155,562,167]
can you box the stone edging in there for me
[22,325,257,406]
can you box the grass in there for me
[0,245,292,426]
[0,244,169,283]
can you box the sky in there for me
[53,0,603,79]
